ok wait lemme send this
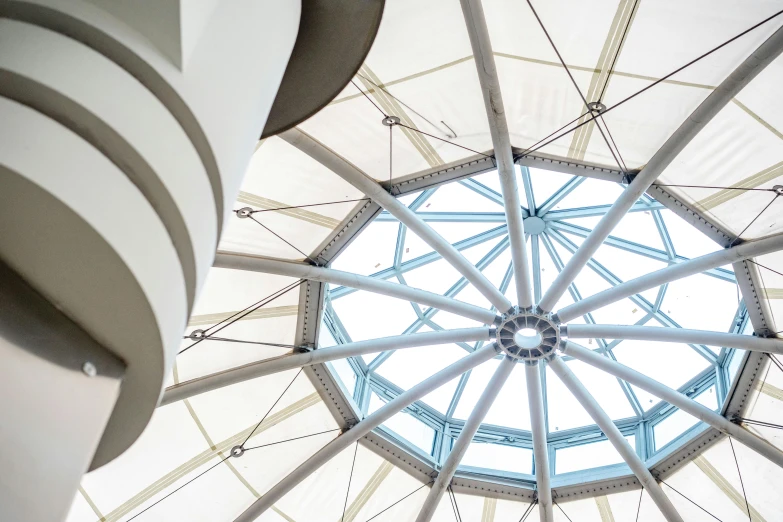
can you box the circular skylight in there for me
[324,165,745,483]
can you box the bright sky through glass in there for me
[322,165,742,477]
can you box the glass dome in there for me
[323,164,744,482]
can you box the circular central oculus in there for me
[514,328,542,349]
[496,312,560,362]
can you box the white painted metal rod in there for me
[233,344,498,522]
[281,128,513,312]
[565,324,783,354]
[161,328,492,406]
[538,24,783,313]
[214,252,498,324]
[525,362,553,522]
[416,356,516,522]
[556,233,783,322]
[459,0,533,309]
[563,341,783,468]
[548,356,684,522]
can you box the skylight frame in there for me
[164,137,778,508]
[319,159,750,491]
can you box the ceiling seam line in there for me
[187,305,299,326]
[330,56,476,106]
[356,65,444,168]
[78,486,105,522]
[693,455,767,522]
[567,0,638,161]
[101,393,321,521]
[332,52,717,108]
[695,160,783,211]
[237,191,341,228]
[732,98,783,141]
[340,461,395,522]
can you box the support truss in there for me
[562,342,783,468]
[557,233,783,323]
[233,345,498,522]
[281,128,512,312]
[549,356,684,522]
[565,324,783,354]
[162,328,492,406]
[526,362,553,521]
[460,0,533,308]
[214,251,498,324]
[204,23,783,522]
[415,357,516,522]
[538,24,783,312]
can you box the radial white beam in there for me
[214,252,498,324]
[555,232,783,322]
[564,324,783,354]
[548,356,684,522]
[525,362,553,522]
[281,128,513,312]
[538,24,783,313]
[416,356,516,522]
[233,344,499,522]
[459,0,533,309]
[562,341,783,468]
[161,328,492,406]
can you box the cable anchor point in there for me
[381,115,400,127]
[587,101,607,115]
[230,445,245,458]
[188,329,206,340]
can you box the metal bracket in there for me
[382,115,400,126]
[587,101,607,114]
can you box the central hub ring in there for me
[496,311,560,362]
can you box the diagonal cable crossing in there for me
[520,9,783,158]
[159,11,783,522]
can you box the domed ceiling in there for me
[69,1,783,521]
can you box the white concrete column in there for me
[0,5,301,521]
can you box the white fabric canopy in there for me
[68,1,783,520]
